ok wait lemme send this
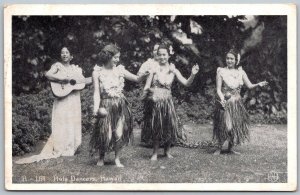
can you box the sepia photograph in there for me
[4,4,297,191]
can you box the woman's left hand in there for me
[220,99,227,108]
[138,71,150,81]
[258,81,268,87]
[192,64,199,75]
[140,90,148,100]
[143,71,150,77]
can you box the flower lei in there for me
[95,65,125,98]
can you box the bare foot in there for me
[164,153,174,159]
[150,154,158,161]
[115,159,124,167]
[228,150,241,155]
[213,149,221,155]
[96,159,104,166]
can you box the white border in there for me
[4,4,297,191]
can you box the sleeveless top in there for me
[217,67,245,95]
[152,63,177,90]
[150,63,177,101]
[94,65,125,98]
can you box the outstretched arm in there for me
[123,69,149,83]
[92,71,101,116]
[242,70,268,89]
[174,64,199,87]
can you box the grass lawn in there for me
[12,123,287,183]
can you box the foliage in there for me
[12,15,287,156]
[12,88,53,155]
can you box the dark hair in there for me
[226,48,240,66]
[98,44,120,64]
[59,46,76,63]
[157,44,170,55]
[61,46,73,55]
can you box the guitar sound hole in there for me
[70,79,76,85]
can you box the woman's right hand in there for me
[91,109,98,124]
[61,78,70,84]
[92,107,98,117]
[218,93,226,108]
[220,99,226,108]
[56,75,69,84]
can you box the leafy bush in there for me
[12,88,52,155]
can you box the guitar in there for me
[51,76,92,98]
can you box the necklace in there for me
[226,67,239,79]
[154,65,174,86]
[158,63,169,72]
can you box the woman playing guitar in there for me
[16,46,89,164]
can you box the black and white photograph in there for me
[4,4,297,191]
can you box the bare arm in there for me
[143,72,154,90]
[123,69,149,83]
[92,71,101,116]
[174,64,199,87]
[242,70,268,89]
[45,63,68,82]
[216,70,224,101]
[140,71,154,100]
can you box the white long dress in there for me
[15,63,82,164]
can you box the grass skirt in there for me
[90,97,133,154]
[141,98,187,147]
[142,88,179,146]
[213,93,250,146]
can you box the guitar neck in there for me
[51,77,91,84]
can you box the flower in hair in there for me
[169,45,174,55]
[236,53,241,65]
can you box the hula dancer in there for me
[139,44,189,148]
[144,44,199,161]
[90,44,148,167]
[213,49,268,155]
